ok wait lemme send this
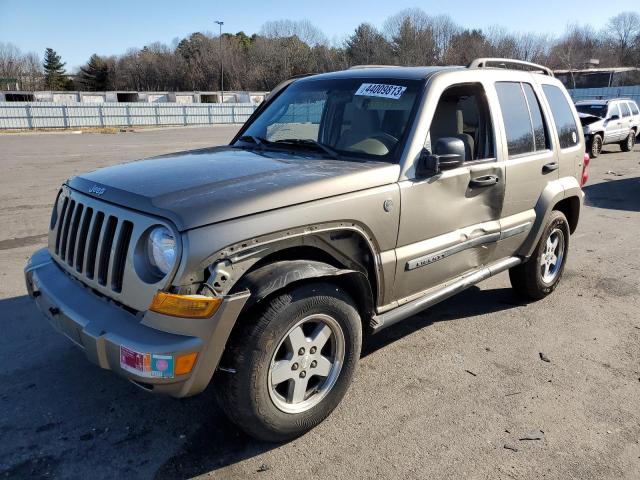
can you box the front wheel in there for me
[216,282,362,442]
[620,131,636,152]
[588,133,603,158]
[509,210,570,300]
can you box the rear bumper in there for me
[24,248,249,398]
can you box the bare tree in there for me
[606,11,640,65]
[14,9,637,94]
[0,42,43,90]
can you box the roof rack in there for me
[468,58,554,77]
[348,65,396,70]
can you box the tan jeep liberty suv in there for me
[25,58,589,441]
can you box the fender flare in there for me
[518,177,583,258]
[232,259,374,319]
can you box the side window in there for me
[620,102,631,117]
[542,84,579,149]
[608,104,621,119]
[495,82,534,156]
[427,83,495,161]
[630,102,640,115]
[522,83,549,151]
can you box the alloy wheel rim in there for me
[268,313,345,414]
[540,228,565,284]
[629,134,635,149]
[593,137,602,156]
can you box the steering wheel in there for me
[370,132,399,149]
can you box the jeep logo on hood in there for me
[89,185,106,196]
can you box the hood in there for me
[68,147,400,231]
[578,112,603,127]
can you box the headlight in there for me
[147,226,177,276]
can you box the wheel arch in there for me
[230,259,375,323]
[553,196,580,234]
[517,178,582,258]
[215,259,375,373]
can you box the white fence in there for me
[0,102,258,129]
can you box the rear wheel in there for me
[216,282,362,442]
[588,134,603,158]
[620,131,636,152]
[509,210,570,300]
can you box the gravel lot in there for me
[0,126,639,479]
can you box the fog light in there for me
[175,352,198,375]
[150,292,222,318]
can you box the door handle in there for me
[469,175,499,188]
[542,162,559,173]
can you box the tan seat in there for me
[430,101,475,161]
[337,109,388,155]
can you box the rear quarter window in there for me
[630,102,640,115]
[542,85,579,149]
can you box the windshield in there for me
[235,77,425,162]
[576,104,607,118]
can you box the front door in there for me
[604,103,623,143]
[393,82,506,303]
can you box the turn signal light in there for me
[175,352,198,375]
[150,292,222,318]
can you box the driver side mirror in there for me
[416,137,466,177]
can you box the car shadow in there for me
[583,176,640,212]
[1,286,528,478]
[362,285,528,357]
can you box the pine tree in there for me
[79,54,109,91]
[43,48,67,90]
[346,23,392,66]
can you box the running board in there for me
[371,256,522,333]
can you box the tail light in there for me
[580,153,590,187]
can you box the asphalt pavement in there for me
[0,126,638,479]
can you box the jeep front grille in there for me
[48,187,179,312]
[53,197,133,292]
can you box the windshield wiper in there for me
[274,138,339,159]
[237,135,270,148]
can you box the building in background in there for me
[555,67,640,104]
[0,90,268,104]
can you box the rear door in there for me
[492,80,558,257]
[628,101,640,130]
[540,82,584,180]
[619,102,633,139]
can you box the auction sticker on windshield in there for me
[355,83,406,100]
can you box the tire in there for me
[216,282,362,442]
[588,133,603,158]
[509,210,570,300]
[620,131,635,152]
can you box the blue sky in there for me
[1,0,637,70]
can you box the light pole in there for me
[214,20,224,102]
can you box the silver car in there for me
[25,58,587,441]
[576,98,639,157]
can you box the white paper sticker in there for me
[355,83,406,100]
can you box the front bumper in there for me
[24,248,249,398]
